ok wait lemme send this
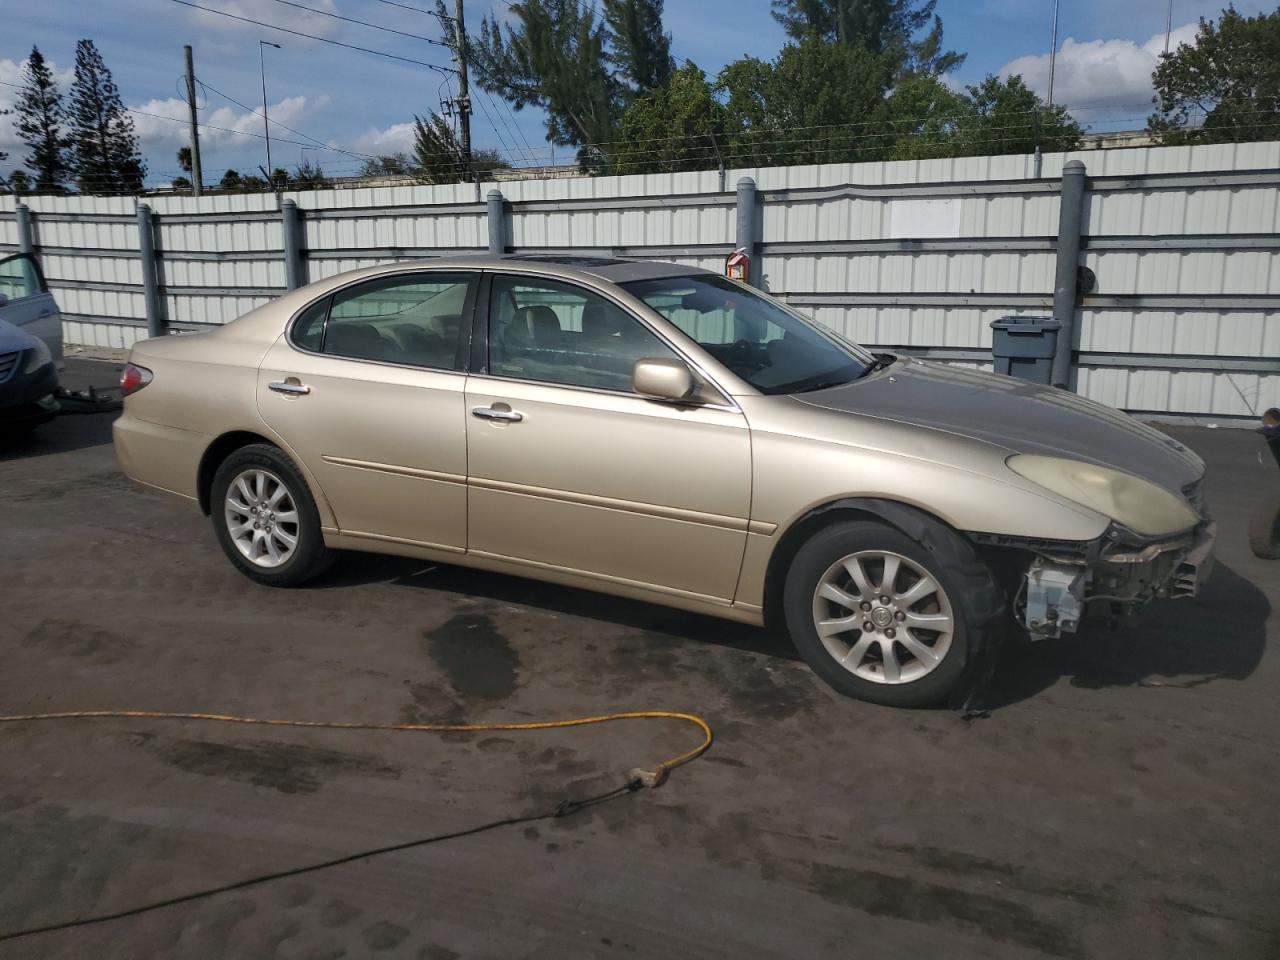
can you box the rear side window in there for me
[292,297,329,352]
[292,273,474,370]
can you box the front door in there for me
[0,254,62,362]
[464,273,752,604]
[257,271,476,552]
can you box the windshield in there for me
[620,274,876,394]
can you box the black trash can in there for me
[990,315,1061,385]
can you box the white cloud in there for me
[129,95,326,177]
[998,21,1200,123]
[352,121,416,157]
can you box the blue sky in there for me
[1,0,1273,185]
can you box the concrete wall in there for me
[2,141,1278,419]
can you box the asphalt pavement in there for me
[1,358,1277,959]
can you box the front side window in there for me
[487,275,678,392]
[0,254,44,303]
[296,273,472,369]
[622,274,875,395]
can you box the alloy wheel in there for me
[224,468,300,569]
[810,549,955,684]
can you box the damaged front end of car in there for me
[974,467,1214,641]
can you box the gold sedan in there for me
[114,256,1213,706]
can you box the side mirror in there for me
[633,357,696,402]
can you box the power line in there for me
[195,78,376,161]
[165,0,457,75]
[259,0,450,46]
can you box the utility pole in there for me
[453,0,473,180]
[1164,0,1174,55]
[183,45,203,197]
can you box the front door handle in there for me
[471,405,523,423]
[269,380,311,396]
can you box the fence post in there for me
[137,202,165,339]
[1050,159,1086,389]
[15,203,35,257]
[735,176,757,286]
[487,189,505,254]
[281,199,305,290]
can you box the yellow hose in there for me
[0,709,713,787]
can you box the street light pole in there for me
[259,40,281,181]
[1047,0,1061,110]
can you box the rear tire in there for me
[1248,494,1280,560]
[210,443,335,587]
[783,516,1004,707]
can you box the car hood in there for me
[0,319,39,355]
[793,358,1204,493]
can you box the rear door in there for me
[257,271,476,552]
[0,254,62,363]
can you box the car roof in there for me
[355,254,714,286]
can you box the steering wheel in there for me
[728,338,758,370]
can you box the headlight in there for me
[22,338,52,374]
[1007,454,1199,537]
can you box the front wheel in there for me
[1248,493,1280,559]
[783,517,1003,707]
[210,443,335,587]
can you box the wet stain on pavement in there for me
[362,920,410,950]
[130,734,402,794]
[808,863,1080,958]
[425,613,521,700]
[24,617,137,664]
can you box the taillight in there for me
[120,362,153,396]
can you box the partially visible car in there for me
[0,252,63,434]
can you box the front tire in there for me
[783,517,1003,707]
[210,443,334,587]
[1248,493,1280,559]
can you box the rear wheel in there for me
[783,517,1002,707]
[1248,494,1280,560]
[211,443,334,586]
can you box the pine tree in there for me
[14,46,71,194]
[67,39,146,195]
[604,0,672,94]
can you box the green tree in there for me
[171,175,191,190]
[6,170,32,194]
[14,46,71,193]
[472,0,616,162]
[413,113,466,183]
[717,40,900,166]
[359,153,414,177]
[769,0,963,76]
[609,63,728,173]
[471,0,672,164]
[890,74,1081,159]
[67,39,146,194]
[290,160,329,190]
[604,0,672,93]
[1148,7,1280,145]
[177,146,192,174]
[219,169,242,190]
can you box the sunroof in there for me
[503,254,628,266]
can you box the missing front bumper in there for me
[1019,521,1217,640]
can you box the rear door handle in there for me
[471,405,523,422]
[269,380,311,396]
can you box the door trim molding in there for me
[470,475,759,532]
[323,455,466,486]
